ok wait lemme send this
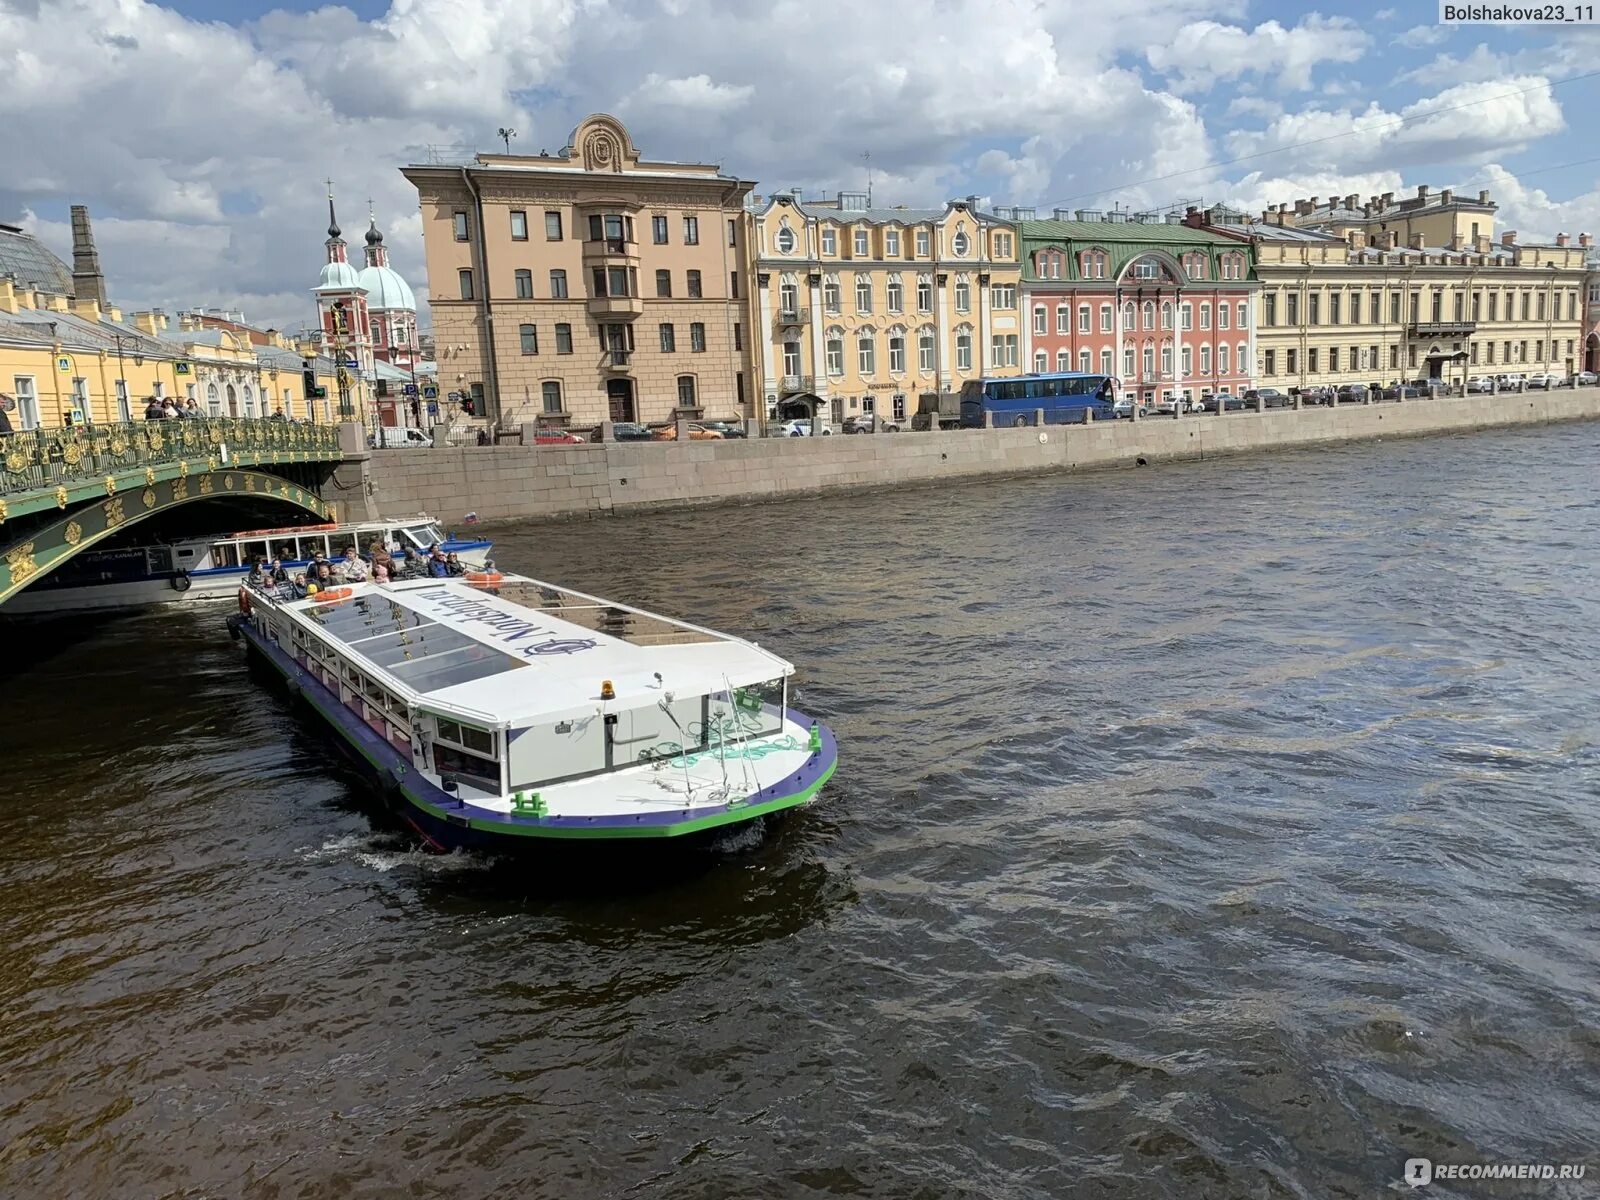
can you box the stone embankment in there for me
[343,388,1600,523]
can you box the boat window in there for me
[240,539,270,564]
[435,718,495,757]
[211,542,240,568]
[432,743,498,790]
[425,523,446,545]
[402,527,434,550]
[706,677,786,742]
[365,678,384,702]
[177,548,196,560]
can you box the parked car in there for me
[1112,397,1136,419]
[698,420,747,438]
[1465,375,1495,393]
[1495,373,1526,390]
[651,423,723,440]
[1295,386,1335,406]
[1335,383,1371,404]
[775,419,832,437]
[1199,392,1246,413]
[1243,387,1291,409]
[530,428,586,445]
[1382,382,1424,400]
[843,414,901,433]
[1409,377,1448,395]
[1525,372,1559,390]
[1149,394,1187,415]
[1573,370,1599,386]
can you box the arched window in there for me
[886,274,904,313]
[888,329,906,373]
[1142,301,1155,330]
[206,382,220,417]
[1123,301,1136,328]
[1161,301,1173,329]
[955,326,973,370]
[1218,344,1230,374]
[779,279,799,314]
[1057,304,1070,334]
[825,329,844,376]
[242,384,254,417]
[676,375,697,407]
[823,275,842,313]
[1056,349,1070,371]
[1142,344,1154,377]
[917,327,935,371]
[1078,348,1091,373]
[857,330,876,375]
[1034,350,1048,372]
[1161,344,1173,376]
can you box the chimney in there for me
[70,204,108,308]
[1441,189,1454,205]
[1053,208,1073,221]
[1581,233,1594,249]
[1501,230,1516,246]
[1476,234,1491,254]
[1478,189,1491,204]
[1382,191,1394,207]
[0,279,16,315]
[1449,234,1463,251]
[1417,185,1430,201]
[1295,198,1313,215]
[1387,231,1400,249]
[1407,233,1423,250]
[1344,193,1357,210]
[1556,233,1570,246]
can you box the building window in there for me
[1219,303,1230,331]
[555,324,573,354]
[885,229,900,257]
[994,232,1013,258]
[952,230,970,256]
[1123,346,1135,376]
[1352,293,1362,324]
[659,323,676,352]
[1033,306,1047,335]
[1100,304,1112,333]
[458,269,474,300]
[534,210,557,240]
[917,277,933,313]
[1265,295,1277,326]
[779,279,799,314]
[518,324,538,354]
[1142,301,1155,330]
[955,331,972,370]
[1328,346,1338,372]
[514,269,533,298]
[990,334,1018,367]
[1161,344,1173,376]
[889,334,906,373]
[1034,350,1048,372]
[1240,343,1249,373]
[918,328,935,371]
[991,285,1015,310]
[1100,349,1112,374]
[856,277,873,313]
[826,336,844,376]
[1123,301,1136,329]
[776,227,796,253]
[887,276,904,313]
[510,210,527,240]
[1180,303,1192,331]
[729,218,738,247]
[824,278,842,313]
[1219,344,1230,374]
[1287,348,1297,374]
[1082,250,1106,279]
[690,322,706,352]
[540,381,562,413]
[1200,303,1211,331]
[849,228,869,257]
[677,375,697,407]
[821,227,837,256]
[1071,305,1084,334]
[1075,348,1088,373]
[683,216,699,245]
[655,269,672,298]
[1161,301,1173,330]
[686,270,702,298]
[1238,302,1248,329]
[452,211,469,241]
[1264,349,1276,376]
[1143,345,1155,377]
[1181,346,1192,375]
[730,271,740,299]
[858,331,876,374]
[954,279,970,312]
[916,229,931,257]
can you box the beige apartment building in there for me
[1190,187,1591,390]
[748,191,1022,425]
[401,114,757,428]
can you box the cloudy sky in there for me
[4,0,1599,331]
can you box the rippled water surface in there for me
[3,425,1600,1198]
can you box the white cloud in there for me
[1396,24,1448,48]
[621,73,754,114]
[1147,15,1370,93]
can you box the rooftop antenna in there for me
[497,126,517,154]
[863,151,873,206]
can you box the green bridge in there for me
[0,418,350,604]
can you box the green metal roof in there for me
[1016,219,1257,284]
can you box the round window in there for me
[776,228,796,253]
[952,230,970,256]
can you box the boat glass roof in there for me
[489,580,719,646]
[304,594,525,691]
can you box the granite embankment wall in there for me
[355,389,1600,522]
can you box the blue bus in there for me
[959,372,1118,427]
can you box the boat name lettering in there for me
[421,592,599,657]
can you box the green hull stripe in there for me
[276,641,835,841]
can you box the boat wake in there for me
[300,832,496,876]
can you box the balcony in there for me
[779,375,815,393]
[581,237,640,267]
[1409,320,1477,338]
[773,308,811,330]
[587,293,644,318]
[603,351,631,371]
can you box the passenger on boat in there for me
[427,547,451,578]
[268,557,289,583]
[339,548,368,582]
[312,564,336,591]
[446,552,466,576]
[247,557,269,585]
[367,539,393,577]
[372,563,390,584]
[291,573,309,599]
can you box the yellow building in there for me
[401,113,757,428]
[748,191,1022,425]
[1192,187,1592,389]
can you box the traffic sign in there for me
[402,383,418,395]
[422,384,439,399]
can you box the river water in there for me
[2,424,1598,1198]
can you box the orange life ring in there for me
[465,571,503,584]
[237,586,252,615]
[313,587,354,603]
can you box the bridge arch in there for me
[0,468,335,604]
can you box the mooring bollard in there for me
[1035,408,1045,426]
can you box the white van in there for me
[371,426,433,449]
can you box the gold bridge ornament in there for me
[103,495,126,527]
[199,474,215,495]
[104,474,117,496]
[61,440,83,467]
[55,485,68,509]
[5,541,39,587]
[147,430,164,453]
[64,520,83,546]
[144,466,156,487]
[173,476,188,502]
[5,446,30,473]
[141,488,156,509]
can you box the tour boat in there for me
[229,572,838,848]
[6,515,492,615]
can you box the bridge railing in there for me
[1,418,343,497]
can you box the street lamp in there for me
[497,126,516,153]
[110,332,146,421]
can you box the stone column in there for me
[676,417,691,441]
[598,419,615,443]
